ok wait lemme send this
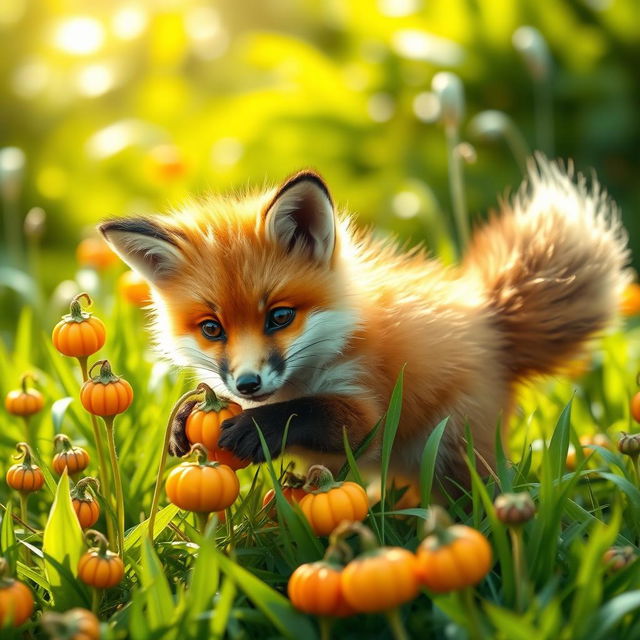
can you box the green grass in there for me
[1,289,640,639]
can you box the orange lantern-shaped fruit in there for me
[77,531,124,589]
[52,434,90,476]
[165,445,240,513]
[6,443,44,494]
[5,374,44,417]
[185,384,248,470]
[76,237,119,271]
[80,360,133,417]
[118,270,151,306]
[0,558,34,627]
[52,293,106,359]
[71,477,101,529]
[298,465,369,537]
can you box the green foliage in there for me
[42,470,86,611]
[0,300,638,638]
[0,2,639,637]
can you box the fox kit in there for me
[100,158,629,488]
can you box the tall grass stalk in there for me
[432,72,469,252]
[104,415,125,556]
[77,355,115,548]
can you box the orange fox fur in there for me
[100,157,629,489]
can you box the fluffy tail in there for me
[464,156,630,381]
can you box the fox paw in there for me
[218,408,282,462]
[168,400,197,457]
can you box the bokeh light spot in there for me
[76,64,115,97]
[413,92,440,122]
[211,138,243,167]
[392,191,422,219]
[11,60,49,98]
[53,16,105,55]
[86,120,143,158]
[112,5,147,40]
[186,6,229,59]
[367,93,395,123]
[392,29,464,66]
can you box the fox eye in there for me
[199,319,225,341]
[266,307,295,332]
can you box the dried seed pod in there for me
[603,546,637,572]
[494,492,536,526]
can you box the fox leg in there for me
[217,395,379,463]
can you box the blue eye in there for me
[266,307,295,332]
[200,319,225,341]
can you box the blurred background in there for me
[0,0,639,338]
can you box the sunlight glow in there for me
[392,29,464,66]
[76,64,115,97]
[112,5,147,40]
[53,17,105,55]
[392,191,421,219]
[367,93,395,122]
[186,6,229,59]
[86,121,137,158]
[12,60,49,98]
[211,138,243,167]
[413,92,440,122]
[378,0,421,17]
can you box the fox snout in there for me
[223,350,287,401]
[234,372,262,396]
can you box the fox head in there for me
[100,172,361,405]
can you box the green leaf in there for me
[51,397,74,433]
[128,588,151,640]
[16,560,52,595]
[215,548,317,640]
[568,509,621,637]
[494,416,512,493]
[589,591,640,640]
[341,427,381,540]
[255,423,322,562]
[336,418,382,481]
[0,266,38,306]
[1,502,18,573]
[185,527,219,636]
[483,603,543,640]
[466,458,515,604]
[548,401,572,480]
[140,536,176,633]
[342,427,366,487]
[124,504,180,553]
[211,576,236,638]
[380,367,404,544]
[42,470,84,610]
[419,417,448,508]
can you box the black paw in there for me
[218,408,282,462]
[168,400,197,457]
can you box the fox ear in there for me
[99,218,184,284]
[264,171,336,263]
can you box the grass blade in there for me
[419,417,448,507]
[214,548,317,640]
[42,470,84,610]
[380,367,404,544]
[1,501,18,572]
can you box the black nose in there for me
[235,373,262,395]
